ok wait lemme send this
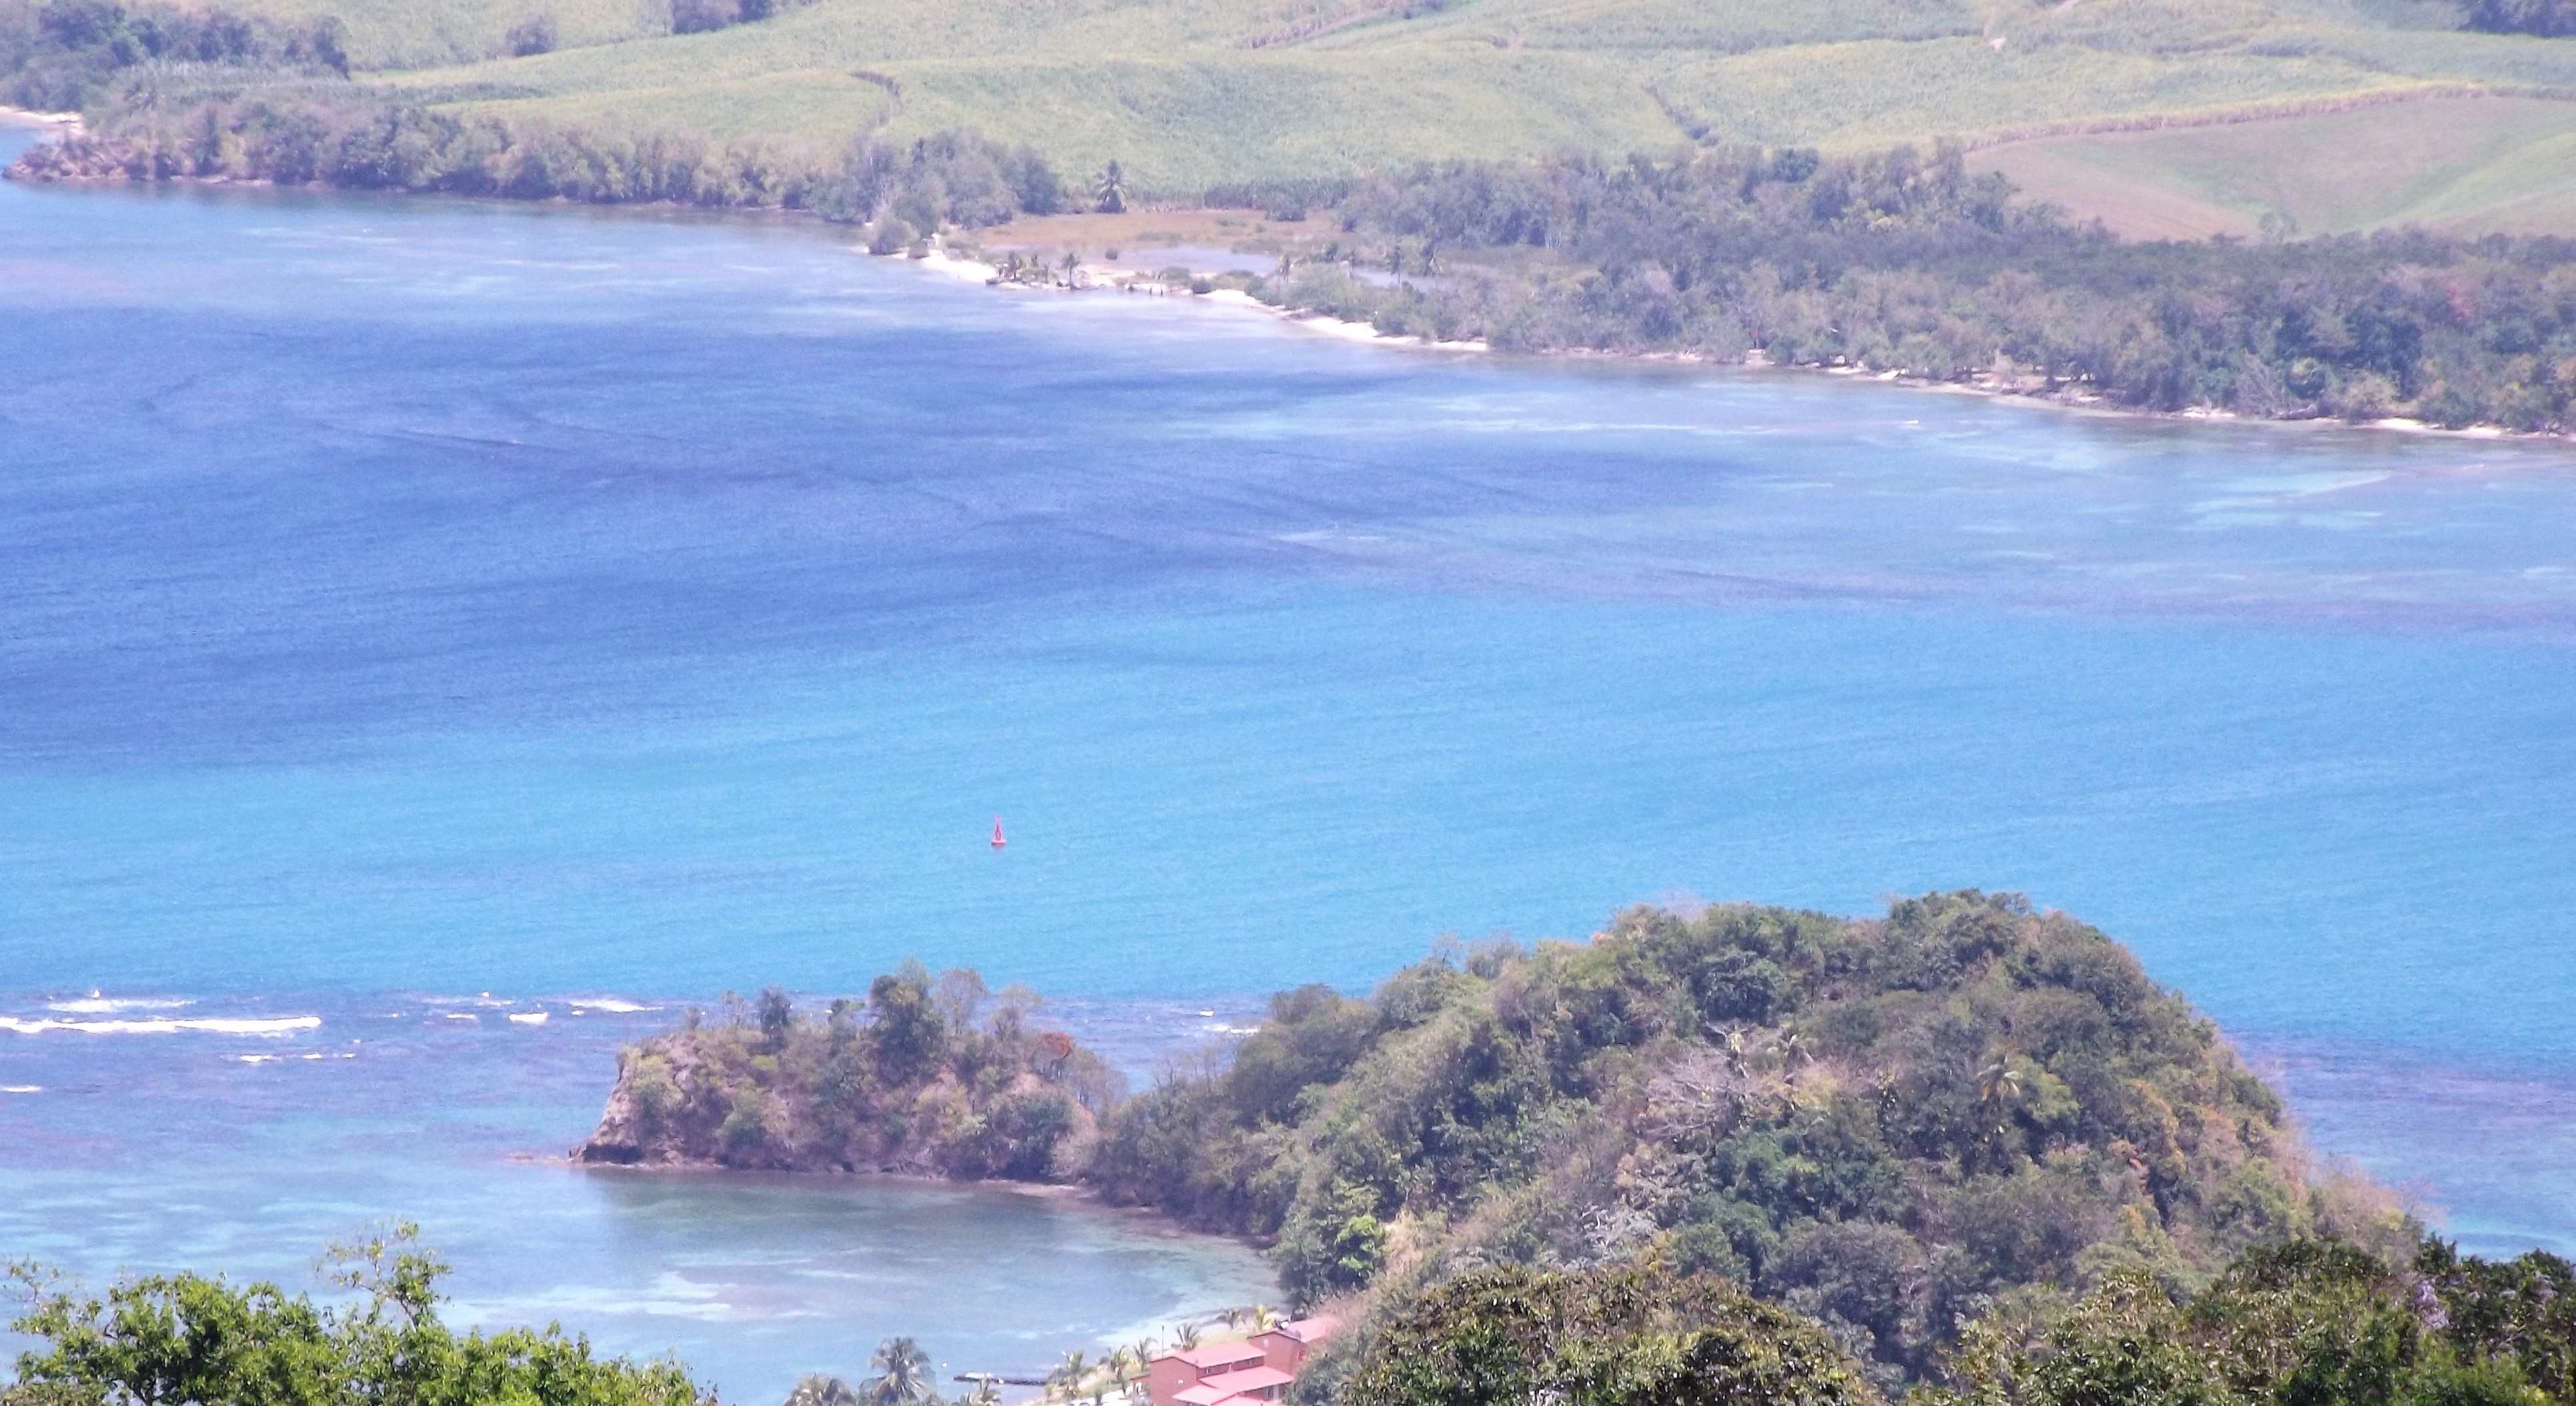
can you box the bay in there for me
[5,128,2576,1395]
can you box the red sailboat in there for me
[990,816,1006,849]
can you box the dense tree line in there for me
[11,94,840,204]
[1244,145,2576,432]
[6,91,1082,225]
[0,0,346,112]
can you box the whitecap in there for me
[0,1015,321,1036]
[443,1012,479,1021]
[1,1085,39,1094]
[236,1054,279,1064]
[568,998,652,1013]
[507,1012,549,1025]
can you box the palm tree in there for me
[1048,1349,1090,1401]
[1246,1305,1280,1332]
[867,1337,934,1406]
[1977,1059,2022,1127]
[1174,1322,1201,1351]
[788,1376,862,1406]
[1094,161,1126,214]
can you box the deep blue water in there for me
[8,127,2576,1393]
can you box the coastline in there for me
[875,245,2567,446]
[0,106,83,134]
[0,113,2561,445]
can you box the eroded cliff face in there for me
[575,980,1115,1179]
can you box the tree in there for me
[1345,1261,1878,1406]
[867,1336,935,1406]
[1093,161,1126,214]
[5,1226,709,1406]
[868,972,947,1083]
[790,1376,864,1406]
[505,13,557,54]
[1927,1236,2576,1406]
[934,968,990,1029]
[758,984,796,1052]
[1047,1348,1090,1401]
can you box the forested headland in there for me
[574,968,1121,1178]
[583,891,2437,1390]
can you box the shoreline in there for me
[0,106,83,134]
[876,245,2568,447]
[0,121,2563,446]
[564,1157,1243,1225]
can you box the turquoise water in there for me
[7,129,2576,1392]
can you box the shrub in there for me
[505,12,555,54]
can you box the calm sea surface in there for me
[7,129,2576,1393]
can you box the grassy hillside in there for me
[95,0,2576,200]
[1975,94,2576,237]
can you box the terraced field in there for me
[210,0,2576,223]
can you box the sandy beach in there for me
[0,106,83,133]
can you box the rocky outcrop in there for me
[575,974,1117,1179]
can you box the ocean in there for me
[5,129,2576,1397]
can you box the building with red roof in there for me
[1146,1320,1338,1406]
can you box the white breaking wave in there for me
[567,998,652,1013]
[0,1014,321,1036]
[507,1012,548,1025]
[1,1085,39,1094]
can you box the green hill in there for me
[1973,94,2576,237]
[1088,892,2412,1386]
[30,0,2576,203]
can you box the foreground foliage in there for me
[1,1227,708,1406]
[1344,1235,2576,1406]
[1926,1236,2576,1406]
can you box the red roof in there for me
[1198,1367,1296,1396]
[1170,1344,1267,1372]
[1174,1385,1234,1406]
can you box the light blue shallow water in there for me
[7,129,2576,1391]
